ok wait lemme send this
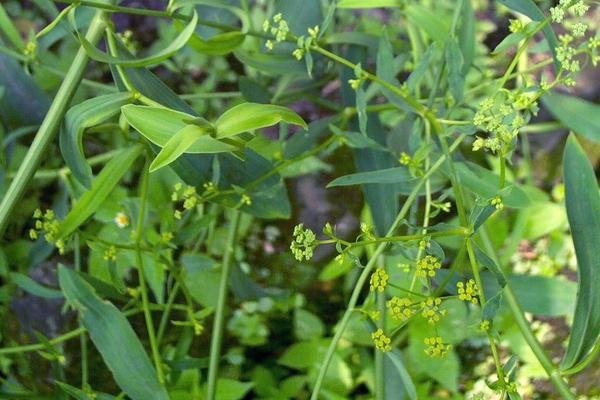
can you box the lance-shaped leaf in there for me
[57,145,143,239]
[561,134,600,369]
[542,91,600,145]
[79,12,198,67]
[58,266,168,400]
[214,102,307,138]
[60,92,134,187]
[149,125,235,172]
[121,105,239,156]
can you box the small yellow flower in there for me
[399,152,411,165]
[372,328,391,352]
[424,336,452,358]
[457,279,479,304]
[387,296,414,320]
[420,297,447,325]
[416,255,441,278]
[479,320,491,331]
[369,268,388,292]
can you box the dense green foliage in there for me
[1,0,600,399]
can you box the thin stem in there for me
[73,234,88,388]
[0,6,111,238]
[310,133,467,400]
[207,210,241,400]
[134,159,165,384]
[375,279,385,400]
[156,282,181,346]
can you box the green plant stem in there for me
[504,287,576,400]
[207,209,241,400]
[134,159,165,384]
[0,7,111,238]
[375,282,385,400]
[73,234,88,388]
[156,282,181,346]
[310,133,467,400]
[0,4,25,51]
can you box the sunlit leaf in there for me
[561,135,600,369]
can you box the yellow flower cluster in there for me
[457,279,479,304]
[30,209,65,254]
[372,328,391,352]
[103,245,117,261]
[263,13,290,51]
[387,296,413,320]
[423,336,452,358]
[369,268,389,292]
[420,297,447,325]
[491,196,504,210]
[172,183,198,219]
[416,255,441,278]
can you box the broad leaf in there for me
[79,12,198,67]
[561,135,600,369]
[214,103,307,138]
[60,92,134,187]
[58,266,168,400]
[327,167,411,187]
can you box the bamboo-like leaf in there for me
[187,30,245,55]
[445,38,464,102]
[458,0,475,74]
[149,125,235,172]
[79,12,198,67]
[60,92,134,187]
[58,266,168,400]
[234,49,306,75]
[561,134,600,369]
[542,91,600,144]
[9,272,63,299]
[57,145,143,239]
[214,103,307,138]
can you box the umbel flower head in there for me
[372,328,392,352]
[30,209,65,254]
[423,336,452,358]
[290,224,316,261]
[387,296,414,320]
[420,297,447,325]
[416,255,442,278]
[457,279,479,304]
[369,268,389,292]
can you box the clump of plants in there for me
[1,0,600,399]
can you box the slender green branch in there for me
[134,159,165,384]
[207,210,241,400]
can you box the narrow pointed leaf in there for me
[79,12,198,67]
[149,125,235,172]
[57,145,143,239]
[542,91,600,144]
[561,134,600,369]
[58,266,168,400]
[60,92,134,187]
[214,103,307,138]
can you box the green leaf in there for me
[79,12,198,67]
[56,381,115,400]
[386,350,417,400]
[482,291,503,323]
[58,265,168,400]
[294,309,324,341]
[445,38,464,102]
[404,4,450,43]
[234,49,306,76]
[473,242,507,288]
[57,145,143,239]
[9,272,63,299]
[327,167,411,187]
[493,31,526,54]
[458,0,475,74]
[60,92,134,187]
[121,105,192,145]
[186,30,245,56]
[561,135,600,369]
[542,91,600,144]
[338,0,400,8]
[497,0,560,71]
[149,125,235,172]
[214,103,307,138]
